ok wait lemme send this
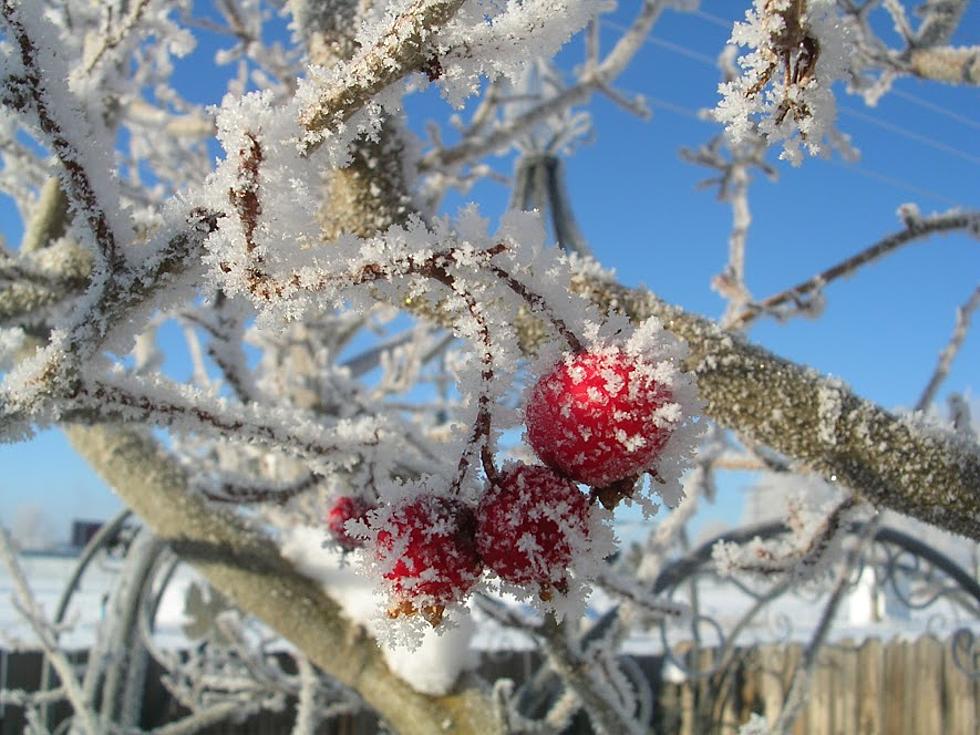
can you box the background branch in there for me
[64,423,502,735]
[569,273,980,540]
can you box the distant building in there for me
[71,520,102,549]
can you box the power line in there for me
[692,8,736,30]
[890,88,980,132]
[644,95,705,121]
[840,106,980,166]
[646,35,718,67]
[827,160,961,207]
[601,18,980,168]
[642,94,961,207]
[603,19,718,66]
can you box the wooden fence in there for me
[655,636,978,734]
[2,636,976,734]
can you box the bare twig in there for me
[915,283,980,411]
[733,209,980,327]
[0,525,101,735]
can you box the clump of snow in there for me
[738,713,770,734]
[281,525,478,695]
[817,378,845,447]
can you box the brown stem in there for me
[488,262,585,353]
[202,472,322,505]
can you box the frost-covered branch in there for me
[298,0,467,149]
[537,616,641,735]
[843,0,979,100]
[420,0,668,171]
[772,516,881,734]
[21,178,69,254]
[1,1,123,277]
[0,525,101,735]
[291,655,318,735]
[713,495,864,577]
[916,282,980,411]
[594,568,689,620]
[1,205,221,424]
[82,0,153,75]
[201,471,323,505]
[731,207,980,326]
[65,375,390,467]
[569,272,980,540]
[150,701,243,735]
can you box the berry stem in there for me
[486,260,585,353]
[419,263,496,494]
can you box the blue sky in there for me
[2,1,978,543]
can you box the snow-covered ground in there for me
[0,549,200,651]
[4,534,977,661]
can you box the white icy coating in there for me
[738,713,770,735]
[0,327,26,370]
[816,378,844,447]
[713,493,869,583]
[715,0,853,164]
[431,0,613,108]
[5,0,969,728]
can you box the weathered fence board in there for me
[1,636,976,734]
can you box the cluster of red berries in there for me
[325,349,675,626]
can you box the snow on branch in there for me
[712,495,865,578]
[65,373,393,470]
[0,205,222,434]
[568,272,980,540]
[843,0,979,101]
[916,283,980,411]
[297,0,468,151]
[537,616,643,735]
[0,1,124,277]
[420,0,658,172]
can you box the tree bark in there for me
[570,275,980,540]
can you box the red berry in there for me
[374,495,482,624]
[525,349,673,487]
[476,464,590,592]
[326,496,374,550]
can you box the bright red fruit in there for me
[525,349,673,488]
[374,495,482,625]
[326,496,374,550]
[476,464,590,594]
